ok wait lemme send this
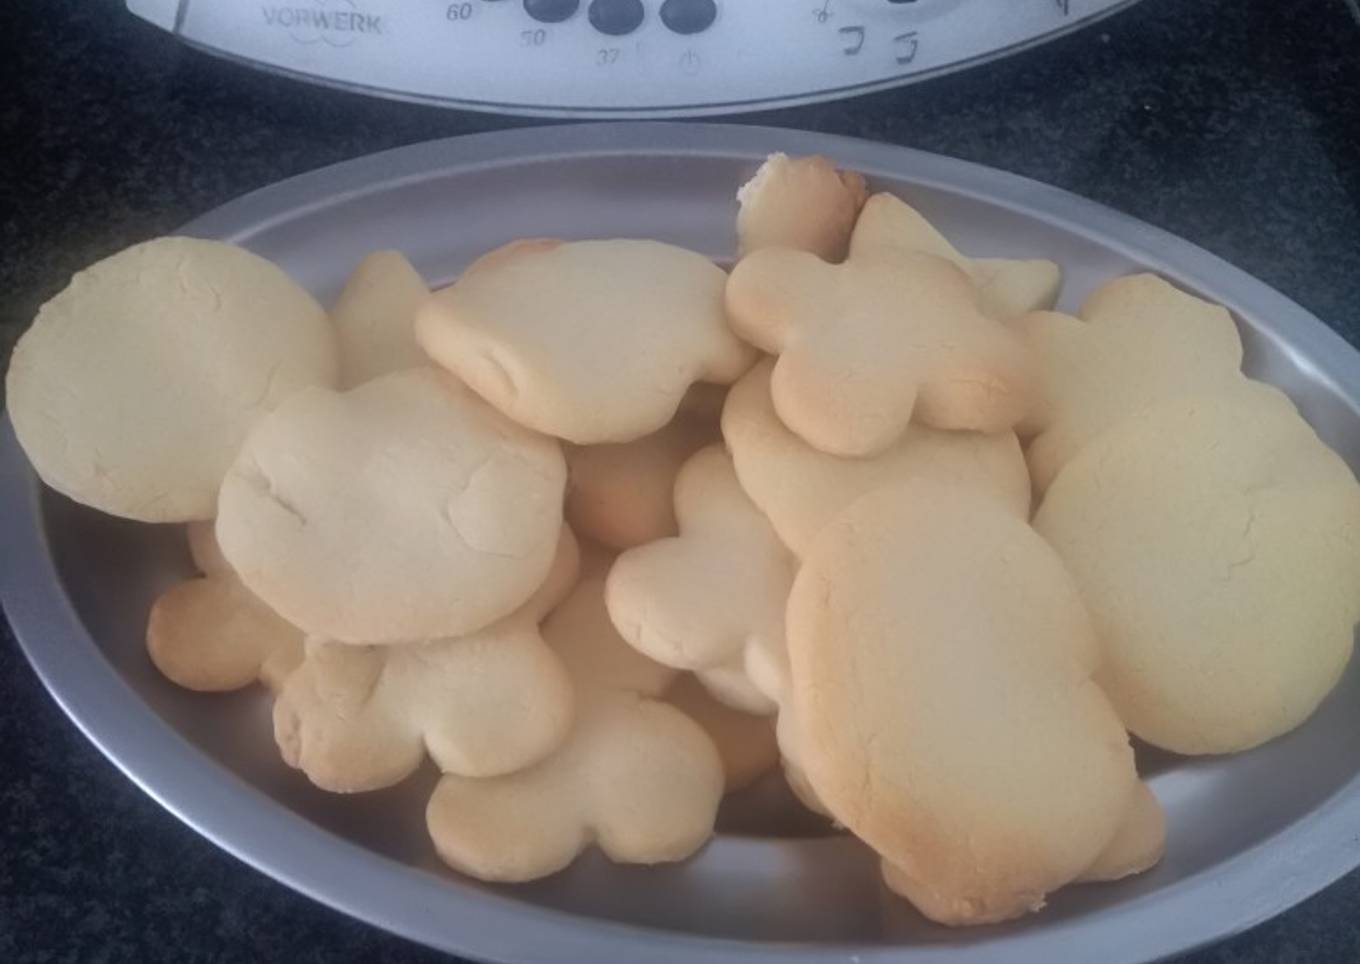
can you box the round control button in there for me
[660,0,717,34]
[524,0,580,23]
[589,0,644,35]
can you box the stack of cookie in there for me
[7,153,1359,928]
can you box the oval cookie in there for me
[788,482,1136,925]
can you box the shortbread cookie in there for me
[544,560,678,699]
[332,250,428,387]
[736,153,868,262]
[665,674,780,791]
[565,415,714,550]
[726,247,1033,456]
[606,446,795,715]
[850,193,1061,321]
[789,482,1136,926]
[417,239,755,444]
[1035,388,1360,754]
[723,360,1030,554]
[272,527,579,793]
[7,237,338,521]
[187,520,231,576]
[1016,274,1246,492]
[216,367,566,644]
[1078,783,1166,883]
[426,566,722,882]
[147,573,305,693]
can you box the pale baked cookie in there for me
[271,527,579,793]
[1016,273,1246,493]
[417,239,755,444]
[544,553,678,698]
[722,360,1030,554]
[6,237,338,521]
[147,522,303,693]
[1078,783,1166,883]
[331,250,429,387]
[665,674,780,792]
[736,153,868,262]
[726,248,1033,456]
[186,520,231,576]
[426,562,723,883]
[147,575,304,693]
[216,367,566,645]
[605,445,796,715]
[850,193,1061,321]
[1035,387,1360,755]
[565,415,715,550]
[789,482,1137,926]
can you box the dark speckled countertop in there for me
[3,0,1359,961]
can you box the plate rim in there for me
[4,121,1360,964]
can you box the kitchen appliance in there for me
[125,0,1140,117]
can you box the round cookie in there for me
[1035,386,1360,754]
[722,359,1030,554]
[6,237,337,521]
[216,367,566,645]
[331,249,429,387]
[788,481,1136,926]
[565,414,715,550]
[736,153,867,262]
[417,239,755,444]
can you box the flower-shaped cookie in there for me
[417,238,755,444]
[605,445,796,715]
[726,245,1034,457]
[849,193,1061,321]
[270,527,580,793]
[736,153,867,262]
[722,360,1030,555]
[426,565,723,883]
[1016,273,1247,492]
[1035,387,1360,754]
[146,523,304,693]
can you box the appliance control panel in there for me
[127,0,1139,117]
